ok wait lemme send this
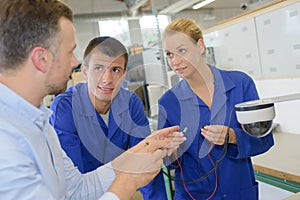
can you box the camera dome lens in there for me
[242,120,273,137]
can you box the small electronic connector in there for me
[182,127,188,133]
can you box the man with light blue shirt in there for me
[0,0,186,199]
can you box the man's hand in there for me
[112,125,186,174]
[137,125,186,156]
[108,126,186,200]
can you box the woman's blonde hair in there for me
[164,18,206,54]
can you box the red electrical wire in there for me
[176,156,196,200]
[175,146,219,200]
[206,152,218,200]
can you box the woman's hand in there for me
[201,125,236,145]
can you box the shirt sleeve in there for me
[98,192,119,200]
[0,104,117,200]
[227,74,274,159]
[95,162,116,192]
[63,149,117,199]
[0,124,57,199]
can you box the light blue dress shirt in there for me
[0,83,118,200]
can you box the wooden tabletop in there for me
[283,192,300,200]
[252,132,300,184]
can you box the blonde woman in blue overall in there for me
[158,18,274,200]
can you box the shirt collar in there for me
[172,65,236,103]
[73,83,128,117]
[0,83,52,130]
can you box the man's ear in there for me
[81,63,88,77]
[31,46,49,73]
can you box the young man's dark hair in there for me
[83,36,128,69]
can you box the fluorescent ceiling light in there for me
[193,0,215,10]
[159,0,204,14]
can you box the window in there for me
[98,19,131,46]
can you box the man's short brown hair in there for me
[0,0,73,72]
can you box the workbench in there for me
[252,132,300,198]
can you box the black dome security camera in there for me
[240,1,248,10]
[242,121,273,137]
[235,100,275,137]
[235,93,300,138]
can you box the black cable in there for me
[166,106,236,185]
